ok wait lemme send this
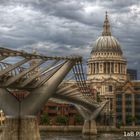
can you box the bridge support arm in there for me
[53,94,97,111]
[21,61,75,115]
[75,101,108,135]
[0,88,19,116]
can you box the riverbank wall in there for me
[1,125,140,133]
[39,125,140,133]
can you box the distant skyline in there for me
[0,0,140,79]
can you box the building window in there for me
[108,85,113,92]
[125,94,131,100]
[48,106,57,110]
[116,94,122,98]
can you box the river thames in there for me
[40,132,140,140]
[0,132,140,140]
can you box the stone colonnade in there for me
[88,61,126,75]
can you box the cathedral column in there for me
[116,63,119,73]
[114,62,116,73]
[94,63,95,74]
[91,63,92,74]
[104,62,106,74]
[110,62,112,74]
[98,62,100,73]
[99,62,103,73]
[123,63,125,74]
[95,62,97,74]
[122,64,124,74]
[102,62,104,74]
[118,63,120,74]
[97,62,99,73]
[106,62,108,74]
[88,63,91,75]
[112,62,114,73]
[102,62,104,73]
[87,63,89,75]
[91,63,93,74]
[92,63,94,74]
[119,63,121,74]
[120,63,122,74]
[121,64,123,74]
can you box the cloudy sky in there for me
[0,0,140,79]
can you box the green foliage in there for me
[117,121,122,129]
[40,113,50,125]
[96,92,101,102]
[136,116,140,121]
[74,114,83,124]
[131,116,136,122]
[126,115,132,123]
[56,115,68,125]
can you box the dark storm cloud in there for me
[0,0,140,78]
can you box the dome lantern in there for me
[90,12,123,56]
[102,11,111,36]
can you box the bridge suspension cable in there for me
[72,61,96,104]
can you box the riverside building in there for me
[87,12,127,122]
[87,12,140,127]
[39,12,140,127]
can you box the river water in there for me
[40,132,140,140]
[0,132,140,140]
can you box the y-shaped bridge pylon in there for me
[50,60,108,135]
[0,47,81,140]
[0,47,108,140]
[53,81,108,135]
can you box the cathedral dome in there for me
[91,36,122,55]
[90,12,123,56]
[87,12,127,83]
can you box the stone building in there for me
[87,12,127,95]
[127,69,137,80]
[114,80,140,126]
[39,12,140,127]
[87,12,140,127]
[87,12,127,118]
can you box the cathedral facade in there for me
[86,12,128,125]
[87,12,127,96]
[87,12,140,127]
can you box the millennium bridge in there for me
[0,47,108,140]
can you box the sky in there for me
[0,0,140,79]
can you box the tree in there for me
[56,115,68,125]
[40,113,50,125]
[96,92,101,102]
[117,120,122,129]
[126,115,133,125]
[74,114,83,124]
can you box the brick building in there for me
[39,100,83,125]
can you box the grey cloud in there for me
[0,0,140,78]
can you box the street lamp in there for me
[0,110,4,125]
